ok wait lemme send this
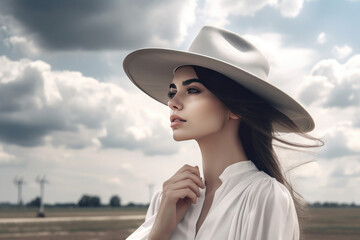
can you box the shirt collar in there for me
[218,160,258,183]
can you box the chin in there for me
[172,128,219,141]
[172,132,195,141]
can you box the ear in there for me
[229,111,240,120]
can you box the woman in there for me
[123,26,322,240]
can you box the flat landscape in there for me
[0,207,359,240]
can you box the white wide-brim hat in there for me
[123,26,314,132]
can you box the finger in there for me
[170,171,205,189]
[173,188,198,204]
[170,179,201,197]
[174,164,201,178]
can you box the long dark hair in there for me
[192,65,323,238]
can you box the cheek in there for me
[190,98,228,132]
[171,94,229,141]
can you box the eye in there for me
[167,88,201,99]
[167,91,175,99]
[188,88,200,94]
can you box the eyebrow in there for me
[169,78,202,89]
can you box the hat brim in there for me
[123,48,314,132]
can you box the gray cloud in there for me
[318,125,360,159]
[0,56,177,156]
[326,164,360,188]
[99,108,178,156]
[324,83,359,108]
[0,56,111,148]
[0,0,192,51]
[100,125,178,156]
[0,66,43,112]
[0,64,66,146]
[298,77,328,106]
[330,167,360,178]
[299,56,360,108]
[354,114,360,128]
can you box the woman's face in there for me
[168,66,231,141]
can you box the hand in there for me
[149,164,206,240]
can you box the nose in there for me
[167,95,183,111]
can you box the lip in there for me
[170,114,187,128]
[171,121,186,128]
[170,114,187,123]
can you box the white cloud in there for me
[1,0,197,51]
[0,144,15,163]
[0,135,200,204]
[318,121,360,159]
[201,0,232,27]
[332,44,353,60]
[241,33,317,96]
[317,32,326,44]
[177,0,198,46]
[202,0,304,27]
[294,155,360,203]
[298,75,334,106]
[0,15,40,56]
[276,0,304,17]
[294,56,360,193]
[107,177,123,186]
[0,56,177,155]
[4,36,40,56]
[299,54,360,108]
[147,0,197,47]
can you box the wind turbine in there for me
[36,175,49,217]
[13,176,25,206]
[148,183,154,204]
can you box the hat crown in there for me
[188,26,270,80]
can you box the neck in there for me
[195,119,248,192]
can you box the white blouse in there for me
[127,160,300,240]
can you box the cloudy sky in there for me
[0,0,359,206]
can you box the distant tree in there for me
[26,196,41,207]
[323,202,339,208]
[53,203,76,208]
[78,195,101,207]
[109,195,121,207]
[90,196,101,207]
[78,195,90,207]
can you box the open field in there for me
[302,208,360,240]
[0,207,359,239]
[0,207,146,218]
[0,207,146,240]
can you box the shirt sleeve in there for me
[126,189,163,240]
[242,178,300,240]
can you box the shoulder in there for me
[249,174,294,212]
[242,174,300,239]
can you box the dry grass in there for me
[0,207,146,240]
[0,207,359,240]
[0,207,145,218]
[302,208,360,240]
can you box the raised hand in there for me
[149,164,206,240]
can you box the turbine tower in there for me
[36,175,49,217]
[13,177,25,206]
[148,183,154,204]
